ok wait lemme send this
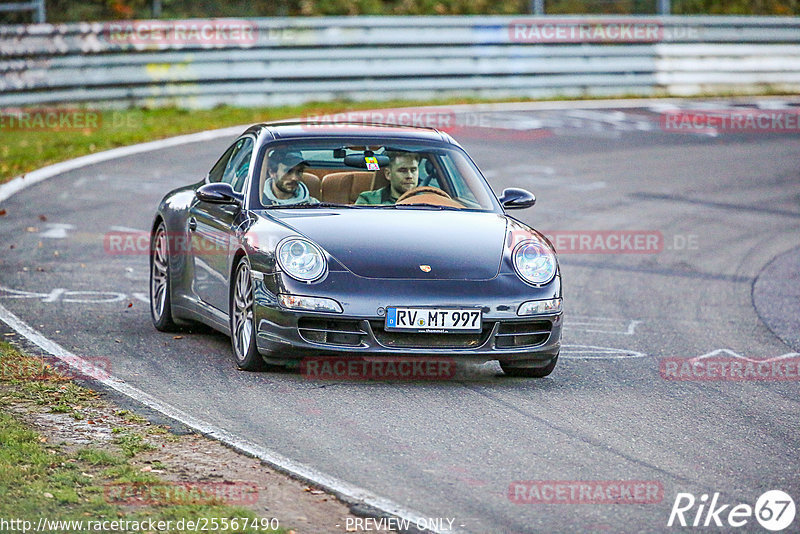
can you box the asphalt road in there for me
[1,100,799,534]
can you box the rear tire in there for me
[230,257,266,371]
[150,222,180,332]
[500,354,558,378]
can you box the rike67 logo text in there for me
[668,490,796,531]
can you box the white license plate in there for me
[385,307,482,333]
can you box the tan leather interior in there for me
[300,172,321,199]
[300,168,330,180]
[320,171,375,204]
[371,168,390,191]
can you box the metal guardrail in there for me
[0,0,45,24]
[0,16,799,108]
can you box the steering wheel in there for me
[396,186,452,203]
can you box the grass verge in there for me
[0,341,286,533]
[0,97,527,184]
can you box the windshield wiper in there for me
[392,203,463,211]
[267,202,360,209]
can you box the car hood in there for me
[262,209,508,280]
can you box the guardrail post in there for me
[657,0,670,15]
[35,0,45,22]
[531,0,545,15]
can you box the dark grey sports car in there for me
[149,122,562,377]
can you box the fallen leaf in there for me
[43,492,54,499]
[173,336,183,340]
[39,436,47,442]
[0,209,6,216]
[309,489,324,495]
[38,214,47,221]
[140,466,152,472]
[127,302,133,308]
[53,251,59,257]
[81,472,94,478]
[25,226,37,232]
[3,333,15,337]
[114,339,121,343]
[36,267,45,272]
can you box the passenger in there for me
[355,151,420,205]
[263,150,319,205]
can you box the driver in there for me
[263,149,319,205]
[355,151,420,205]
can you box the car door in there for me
[190,136,254,313]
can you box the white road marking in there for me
[0,302,452,534]
[39,223,75,239]
[132,292,150,304]
[565,316,642,336]
[110,225,145,233]
[0,285,128,304]
[560,344,647,359]
[688,348,800,363]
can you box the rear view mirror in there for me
[343,154,390,169]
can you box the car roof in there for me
[244,121,455,144]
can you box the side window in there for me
[221,138,254,193]
[207,141,238,183]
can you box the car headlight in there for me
[513,240,557,285]
[277,238,326,282]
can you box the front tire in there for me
[150,222,180,332]
[500,354,558,378]
[230,257,265,371]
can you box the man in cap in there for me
[263,149,319,205]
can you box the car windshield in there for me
[254,139,498,211]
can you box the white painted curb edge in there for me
[0,302,450,534]
[0,125,247,203]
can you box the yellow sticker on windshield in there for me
[365,156,379,171]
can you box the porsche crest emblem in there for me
[419,264,432,272]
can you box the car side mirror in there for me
[197,183,242,205]
[499,188,536,210]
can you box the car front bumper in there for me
[252,272,562,364]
